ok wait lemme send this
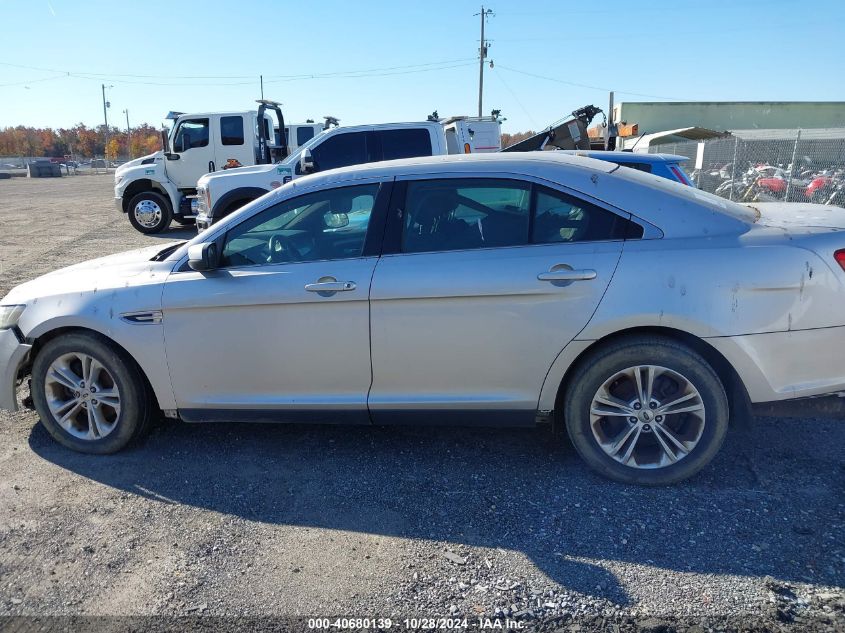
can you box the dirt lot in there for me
[0,175,843,631]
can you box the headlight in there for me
[0,305,25,330]
[115,175,124,185]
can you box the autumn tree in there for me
[0,122,164,159]
[500,130,536,149]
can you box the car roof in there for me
[277,152,754,239]
[558,150,689,163]
[296,151,618,184]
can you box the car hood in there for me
[746,202,845,229]
[2,243,178,305]
[115,152,162,178]
[198,162,281,186]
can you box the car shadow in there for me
[28,415,845,604]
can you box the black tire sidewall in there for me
[564,339,729,485]
[31,333,146,454]
[127,191,172,234]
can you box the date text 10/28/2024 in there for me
[308,617,527,630]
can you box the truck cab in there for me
[114,102,292,234]
[195,116,503,231]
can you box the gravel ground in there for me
[0,175,843,632]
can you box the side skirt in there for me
[178,408,541,427]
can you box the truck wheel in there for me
[127,191,172,234]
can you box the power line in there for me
[494,64,690,101]
[0,58,477,84]
[490,66,538,129]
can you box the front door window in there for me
[221,184,380,267]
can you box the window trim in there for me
[382,173,657,257]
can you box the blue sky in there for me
[1,0,843,133]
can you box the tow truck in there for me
[195,113,503,229]
[114,100,321,234]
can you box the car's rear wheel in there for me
[564,336,729,485]
[31,332,152,454]
[127,191,172,234]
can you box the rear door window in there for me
[220,116,244,146]
[402,179,531,253]
[615,161,652,173]
[378,128,433,161]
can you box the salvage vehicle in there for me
[194,115,502,230]
[4,153,845,485]
[562,151,694,185]
[113,100,321,234]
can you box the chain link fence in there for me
[648,134,845,206]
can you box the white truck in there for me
[113,101,323,234]
[195,115,502,230]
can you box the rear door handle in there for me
[537,269,597,282]
[305,281,357,292]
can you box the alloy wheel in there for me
[589,365,705,469]
[44,352,121,440]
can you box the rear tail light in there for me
[464,143,471,154]
[834,249,845,271]
[669,165,692,186]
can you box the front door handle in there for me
[305,281,357,293]
[537,268,597,282]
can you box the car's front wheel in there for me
[31,332,152,454]
[564,336,729,485]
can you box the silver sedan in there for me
[2,153,845,485]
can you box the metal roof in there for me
[728,128,845,140]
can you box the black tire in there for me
[563,336,729,485]
[31,332,152,454]
[127,191,172,234]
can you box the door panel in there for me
[368,242,622,420]
[162,257,376,420]
[218,114,254,170]
[161,180,390,422]
[165,116,216,188]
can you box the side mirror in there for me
[187,242,219,272]
[300,148,315,174]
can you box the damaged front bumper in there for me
[0,327,32,412]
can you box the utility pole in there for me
[123,109,131,159]
[101,84,113,160]
[476,6,494,117]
